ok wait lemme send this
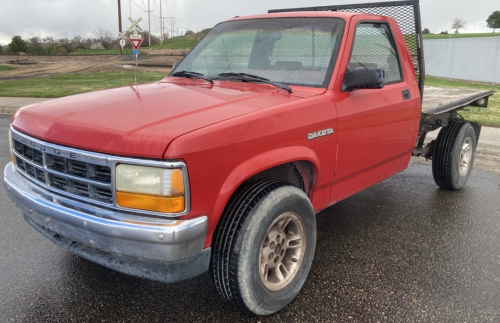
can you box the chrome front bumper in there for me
[4,162,210,283]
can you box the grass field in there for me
[423,33,500,40]
[70,48,148,55]
[0,65,18,71]
[151,34,200,50]
[69,33,200,55]
[0,72,165,98]
[425,76,500,127]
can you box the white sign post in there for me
[127,17,144,84]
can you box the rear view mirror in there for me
[341,67,385,92]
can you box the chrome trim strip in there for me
[13,150,112,188]
[12,150,44,170]
[10,127,191,217]
[43,168,112,188]
[16,169,115,206]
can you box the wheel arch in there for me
[209,146,319,243]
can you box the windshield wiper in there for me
[217,72,292,93]
[171,71,214,84]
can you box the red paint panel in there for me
[12,79,321,159]
[330,14,421,204]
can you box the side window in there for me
[349,22,403,83]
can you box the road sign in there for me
[130,38,143,50]
[128,17,143,32]
[127,17,143,40]
[119,39,126,50]
[133,50,139,55]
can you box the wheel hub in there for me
[459,137,472,177]
[259,212,306,291]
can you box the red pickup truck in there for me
[4,1,494,315]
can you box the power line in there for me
[131,0,146,11]
[164,0,172,17]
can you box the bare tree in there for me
[43,36,55,44]
[29,36,40,44]
[92,27,114,49]
[452,18,466,33]
[72,35,83,44]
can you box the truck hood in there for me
[12,78,324,159]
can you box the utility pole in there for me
[162,17,175,39]
[171,17,175,38]
[148,0,151,48]
[160,0,163,47]
[141,0,153,48]
[118,0,123,54]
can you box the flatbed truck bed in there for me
[422,87,495,115]
[416,87,495,157]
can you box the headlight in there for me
[115,164,185,213]
[8,129,15,165]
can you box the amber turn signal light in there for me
[116,191,185,213]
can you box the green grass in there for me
[151,34,199,50]
[70,48,148,55]
[0,65,18,71]
[423,33,500,40]
[425,76,500,127]
[0,72,165,98]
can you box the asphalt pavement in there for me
[0,114,499,322]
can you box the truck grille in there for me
[12,135,113,205]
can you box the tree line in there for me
[0,28,165,55]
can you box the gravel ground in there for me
[0,52,185,81]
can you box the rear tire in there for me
[210,180,316,315]
[432,121,477,190]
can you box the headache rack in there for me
[269,0,425,97]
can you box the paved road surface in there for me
[1,114,499,322]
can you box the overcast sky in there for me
[0,0,498,45]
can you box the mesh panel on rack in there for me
[270,27,335,69]
[334,5,419,79]
[269,1,423,93]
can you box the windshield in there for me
[171,17,344,88]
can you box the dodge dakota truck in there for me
[4,0,495,315]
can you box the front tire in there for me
[432,121,477,190]
[211,180,316,315]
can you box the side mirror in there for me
[341,67,385,92]
[172,61,180,70]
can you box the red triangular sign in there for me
[130,38,143,50]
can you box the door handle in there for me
[402,89,411,100]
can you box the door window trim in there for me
[347,20,405,86]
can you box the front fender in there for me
[211,146,320,230]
